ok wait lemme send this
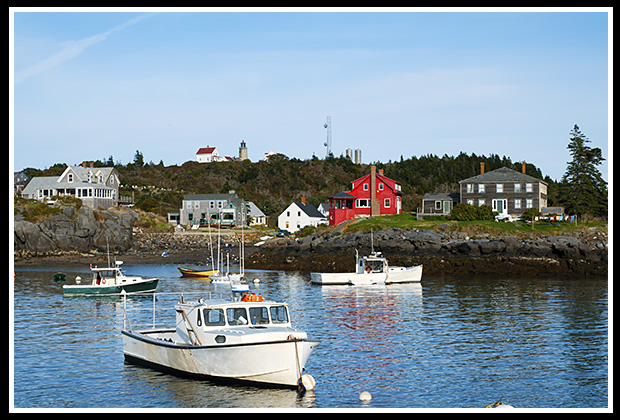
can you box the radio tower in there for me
[323,116,332,158]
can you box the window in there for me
[270,306,289,324]
[379,183,384,190]
[496,184,503,193]
[478,184,485,193]
[249,307,269,325]
[363,183,368,191]
[210,201,215,209]
[526,183,533,193]
[68,174,73,183]
[478,198,486,206]
[514,183,522,193]
[526,198,533,209]
[110,175,115,184]
[466,184,474,193]
[466,199,474,205]
[384,198,391,208]
[435,201,442,210]
[515,198,522,209]
[203,308,226,326]
[226,308,248,325]
[356,199,370,208]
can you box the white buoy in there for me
[75,276,81,284]
[359,391,372,402]
[299,374,316,392]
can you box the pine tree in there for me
[559,125,607,217]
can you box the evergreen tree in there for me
[559,125,607,217]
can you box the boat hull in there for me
[63,278,159,296]
[178,267,218,277]
[386,265,423,283]
[122,329,319,388]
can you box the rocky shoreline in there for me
[14,210,608,278]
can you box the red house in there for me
[328,166,403,226]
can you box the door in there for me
[493,199,508,214]
[443,200,451,214]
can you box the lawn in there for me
[343,212,605,236]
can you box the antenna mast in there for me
[323,116,332,158]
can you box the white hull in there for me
[311,264,423,285]
[122,329,318,387]
[386,265,423,283]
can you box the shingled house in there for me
[459,163,548,218]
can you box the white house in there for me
[277,199,328,233]
[21,163,120,209]
[196,146,227,163]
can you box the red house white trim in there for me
[328,166,403,226]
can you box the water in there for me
[12,264,608,409]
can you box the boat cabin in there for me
[89,261,126,286]
[173,298,295,346]
[356,252,388,274]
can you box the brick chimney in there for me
[370,165,380,217]
[522,161,526,174]
[378,169,384,175]
[480,162,485,174]
[301,196,306,205]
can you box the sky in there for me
[10,8,611,182]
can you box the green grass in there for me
[344,212,606,236]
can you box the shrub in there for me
[451,203,497,221]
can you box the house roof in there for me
[184,193,238,200]
[246,201,266,217]
[329,191,356,199]
[196,147,217,155]
[21,176,114,196]
[459,167,546,184]
[294,202,326,219]
[422,193,460,202]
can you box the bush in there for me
[451,203,497,221]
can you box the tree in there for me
[559,125,607,217]
[133,150,144,167]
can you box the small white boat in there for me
[310,251,423,285]
[63,261,159,296]
[121,291,319,388]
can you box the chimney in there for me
[522,161,526,174]
[301,196,306,205]
[480,162,485,174]
[370,165,380,217]
[378,169,384,175]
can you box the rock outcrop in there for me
[14,206,139,260]
[245,227,608,278]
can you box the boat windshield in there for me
[201,305,289,327]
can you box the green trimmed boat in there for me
[63,261,158,296]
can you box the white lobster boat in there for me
[310,251,423,285]
[121,291,319,389]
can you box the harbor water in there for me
[12,264,608,409]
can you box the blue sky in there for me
[11,8,610,182]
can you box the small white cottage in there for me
[277,199,327,233]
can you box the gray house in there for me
[179,192,246,227]
[418,193,460,218]
[21,164,120,209]
[459,165,548,218]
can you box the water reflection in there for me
[13,266,608,409]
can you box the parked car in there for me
[276,229,291,237]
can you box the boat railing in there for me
[122,291,228,332]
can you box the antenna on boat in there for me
[371,229,374,254]
[106,235,111,268]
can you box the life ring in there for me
[102,278,106,284]
[365,267,372,274]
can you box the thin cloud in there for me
[15,13,156,84]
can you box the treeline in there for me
[23,152,562,219]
